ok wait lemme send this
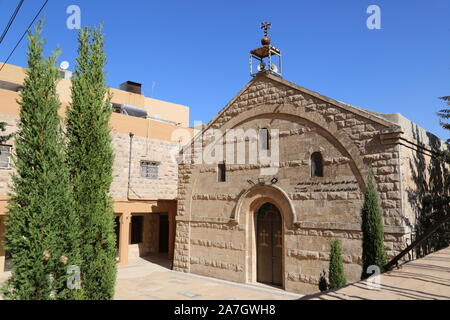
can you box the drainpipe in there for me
[127,132,134,201]
[125,132,170,202]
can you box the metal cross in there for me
[261,22,271,37]
[260,229,269,247]
[275,231,282,248]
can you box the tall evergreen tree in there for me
[328,240,346,289]
[66,26,116,300]
[1,22,81,300]
[361,168,387,280]
[437,96,450,134]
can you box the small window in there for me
[130,215,144,244]
[311,152,324,178]
[140,161,160,179]
[0,146,11,169]
[218,163,226,182]
[260,128,270,151]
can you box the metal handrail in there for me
[384,213,450,271]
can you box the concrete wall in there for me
[0,62,190,127]
[174,74,417,294]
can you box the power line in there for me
[0,0,49,72]
[0,0,25,45]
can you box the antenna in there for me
[151,81,156,98]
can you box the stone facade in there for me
[110,131,179,200]
[0,114,18,197]
[173,73,445,294]
[0,119,179,202]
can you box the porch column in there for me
[168,210,175,260]
[118,211,131,267]
[0,217,5,273]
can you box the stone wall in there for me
[110,132,179,200]
[398,136,447,244]
[0,116,179,202]
[174,74,416,294]
[0,114,181,271]
[0,114,18,197]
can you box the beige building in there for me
[0,31,446,296]
[0,63,194,273]
[171,36,447,294]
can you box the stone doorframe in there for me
[234,184,296,289]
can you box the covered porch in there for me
[114,199,177,268]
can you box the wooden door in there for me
[256,203,282,286]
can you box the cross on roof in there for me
[261,22,271,37]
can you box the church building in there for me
[172,23,446,294]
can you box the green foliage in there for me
[0,122,12,145]
[328,240,346,289]
[361,168,387,280]
[318,270,328,292]
[437,96,450,134]
[66,25,116,300]
[1,22,81,300]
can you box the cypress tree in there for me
[66,26,116,300]
[1,22,81,300]
[328,240,346,289]
[437,96,450,133]
[361,168,387,280]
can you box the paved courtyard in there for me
[304,246,450,300]
[114,255,302,300]
[0,254,301,300]
[1,247,449,300]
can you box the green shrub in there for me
[318,270,328,292]
[328,240,346,289]
[361,168,387,279]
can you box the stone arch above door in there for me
[233,184,297,229]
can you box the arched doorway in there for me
[256,203,282,286]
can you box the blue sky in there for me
[0,0,449,139]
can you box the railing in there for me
[384,213,450,271]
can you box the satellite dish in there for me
[270,64,278,73]
[60,61,70,70]
[257,62,266,72]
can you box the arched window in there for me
[218,162,226,182]
[311,152,324,178]
[260,128,270,151]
